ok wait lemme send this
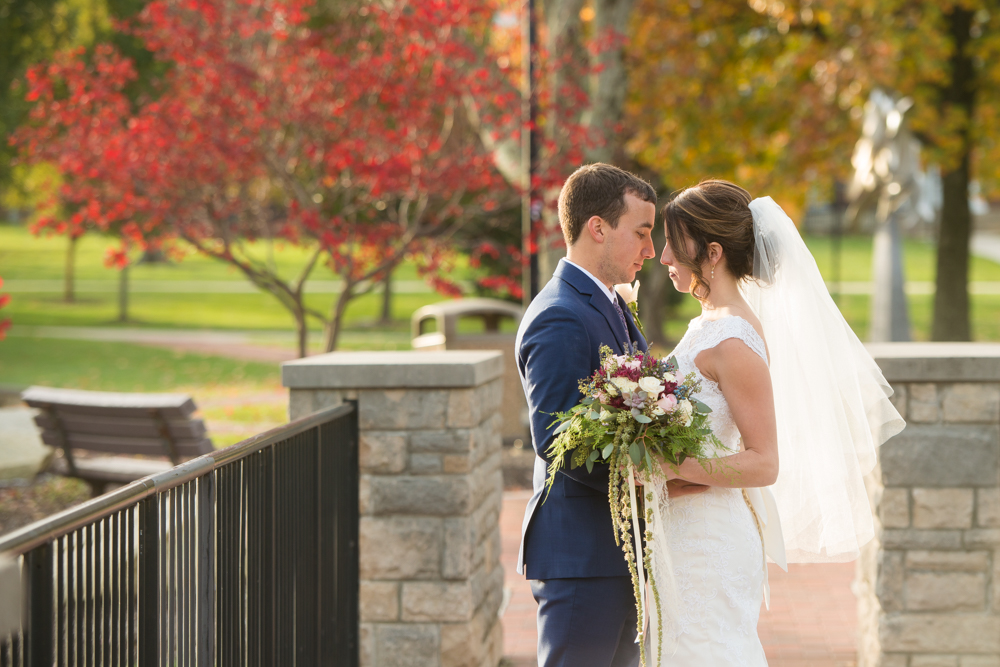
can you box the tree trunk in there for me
[933,156,973,340]
[117,265,129,323]
[931,6,976,341]
[64,235,78,303]
[293,306,309,358]
[379,268,393,325]
[324,285,354,352]
[588,0,635,165]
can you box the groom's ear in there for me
[585,215,607,244]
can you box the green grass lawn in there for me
[0,222,468,331]
[805,235,1000,282]
[0,224,476,283]
[4,291,445,331]
[0,336,280,391]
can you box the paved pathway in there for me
[500,490,857,667]
[0,408,48,481]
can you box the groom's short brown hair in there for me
[558,163,657,245]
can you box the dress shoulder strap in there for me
[689,316,769,366]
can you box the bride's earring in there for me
[711,264,715,280]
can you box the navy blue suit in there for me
[515,259,647,667]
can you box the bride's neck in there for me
[699,277,745,313]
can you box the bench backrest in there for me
[22,386,213,464]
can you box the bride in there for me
[647,180,905,664]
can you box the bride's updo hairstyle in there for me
[663,179,756,300]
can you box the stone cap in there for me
[282,350,505,389]
[866,342,1000,382]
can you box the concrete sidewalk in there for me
[500,490,857,667]
[0,407,49,481]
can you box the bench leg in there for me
[87,480,107,497]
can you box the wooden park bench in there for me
[22,386,213,497]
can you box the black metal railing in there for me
[0,403,359,667]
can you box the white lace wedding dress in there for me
[653,314,770,666]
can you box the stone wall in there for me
[859,343,1000,667]
[283,351,506,667]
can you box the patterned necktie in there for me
[612,297,632,345]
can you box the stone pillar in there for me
[283,351,506,667]
[859,343,1000,667]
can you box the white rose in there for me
[610,376,638,395]
[662,371,676,383]
[637,376,664,396]
[678,399,693,426]
[614,280,640,304]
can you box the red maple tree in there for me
[15,0,520,355]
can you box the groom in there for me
[515,163,656,667]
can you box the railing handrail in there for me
[0,402,355,556]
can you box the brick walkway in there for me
[500,490,857,667]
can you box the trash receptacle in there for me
[411,298,528,445]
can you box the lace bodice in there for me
[670,315,768,455]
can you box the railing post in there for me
[197,474,216,666]
[138,495,159,664]
[24,543,53,667]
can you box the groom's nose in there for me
[643,235,655,259]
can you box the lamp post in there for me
[521,0,539,308]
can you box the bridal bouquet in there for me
[544,345,723,665]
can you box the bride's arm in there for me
[660,338,779,488]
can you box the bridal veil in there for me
[741,197,906,563]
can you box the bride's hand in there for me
[666,480,710,498]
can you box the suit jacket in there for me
[515,259,648,579]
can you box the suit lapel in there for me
[553,261,631,354]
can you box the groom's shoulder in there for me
[522,276,584,323]
[517,281,589,346]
